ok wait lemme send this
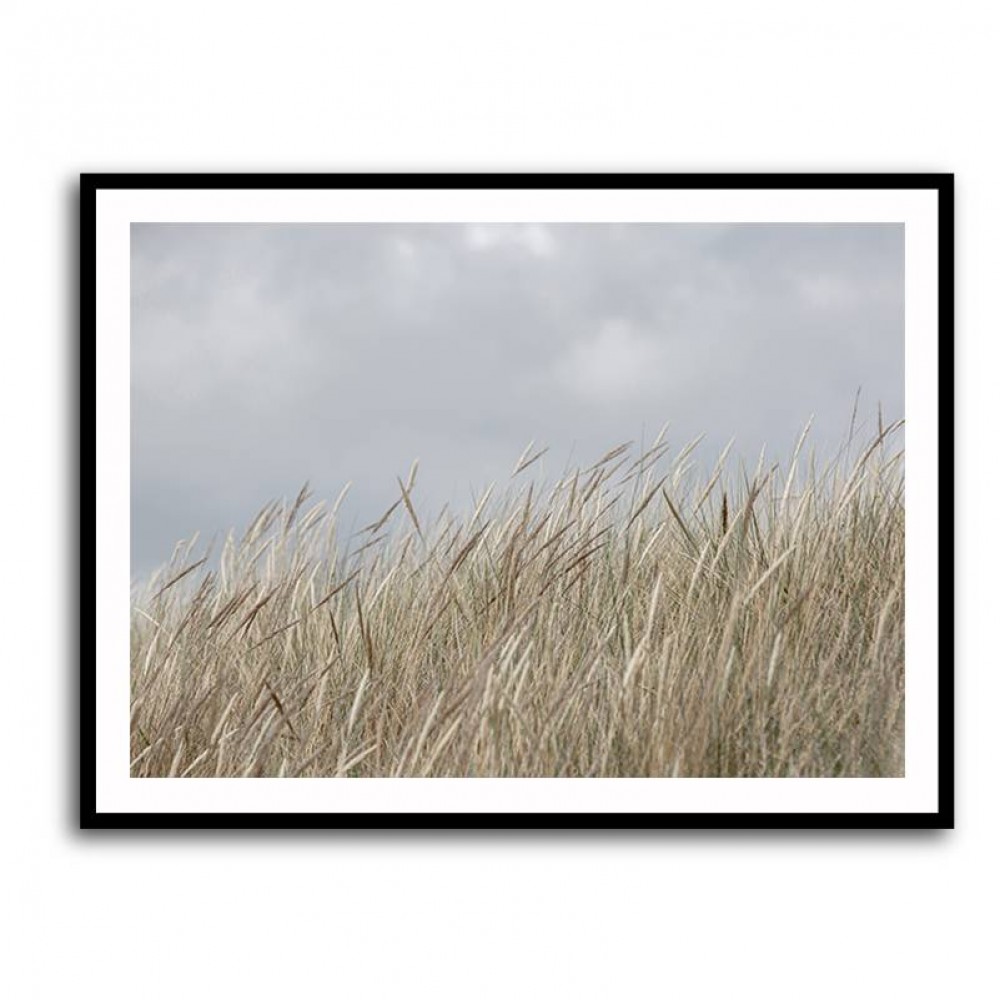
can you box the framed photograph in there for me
[84,173,954,829]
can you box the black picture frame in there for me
[83,172,954,830]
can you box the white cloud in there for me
[521,223,557,258]
[554,319,666,403]
[391,236,416,259]
[796,273,857,309]
[463,223,557,258]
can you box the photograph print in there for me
[86,174,953,828]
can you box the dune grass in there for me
[130,420,904,778]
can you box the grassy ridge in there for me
[130,421,904,778]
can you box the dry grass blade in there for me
[626,476,668,531]
[661,489,698,552]
[230,587,278,640]
[585,441,632,473]
[397,475,425,542]
[309,569,361,611]
[359,499,402,535]
[284,482,312,533]
[151,557,207,600]
[248,618,302,650]
[263,679,299,740]
[513,444,550,476]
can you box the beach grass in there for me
[130,420,904,778]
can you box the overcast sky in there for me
[131,222,903,579]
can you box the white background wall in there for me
[1,3,994,997]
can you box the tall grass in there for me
[131,420,904,778]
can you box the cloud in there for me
[390,236,416,260]
[554,319,666,402]
[796,273,859,309]
[464,223,557,258]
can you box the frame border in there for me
[83,172,955,831]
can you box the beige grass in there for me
[130,420,904,778]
